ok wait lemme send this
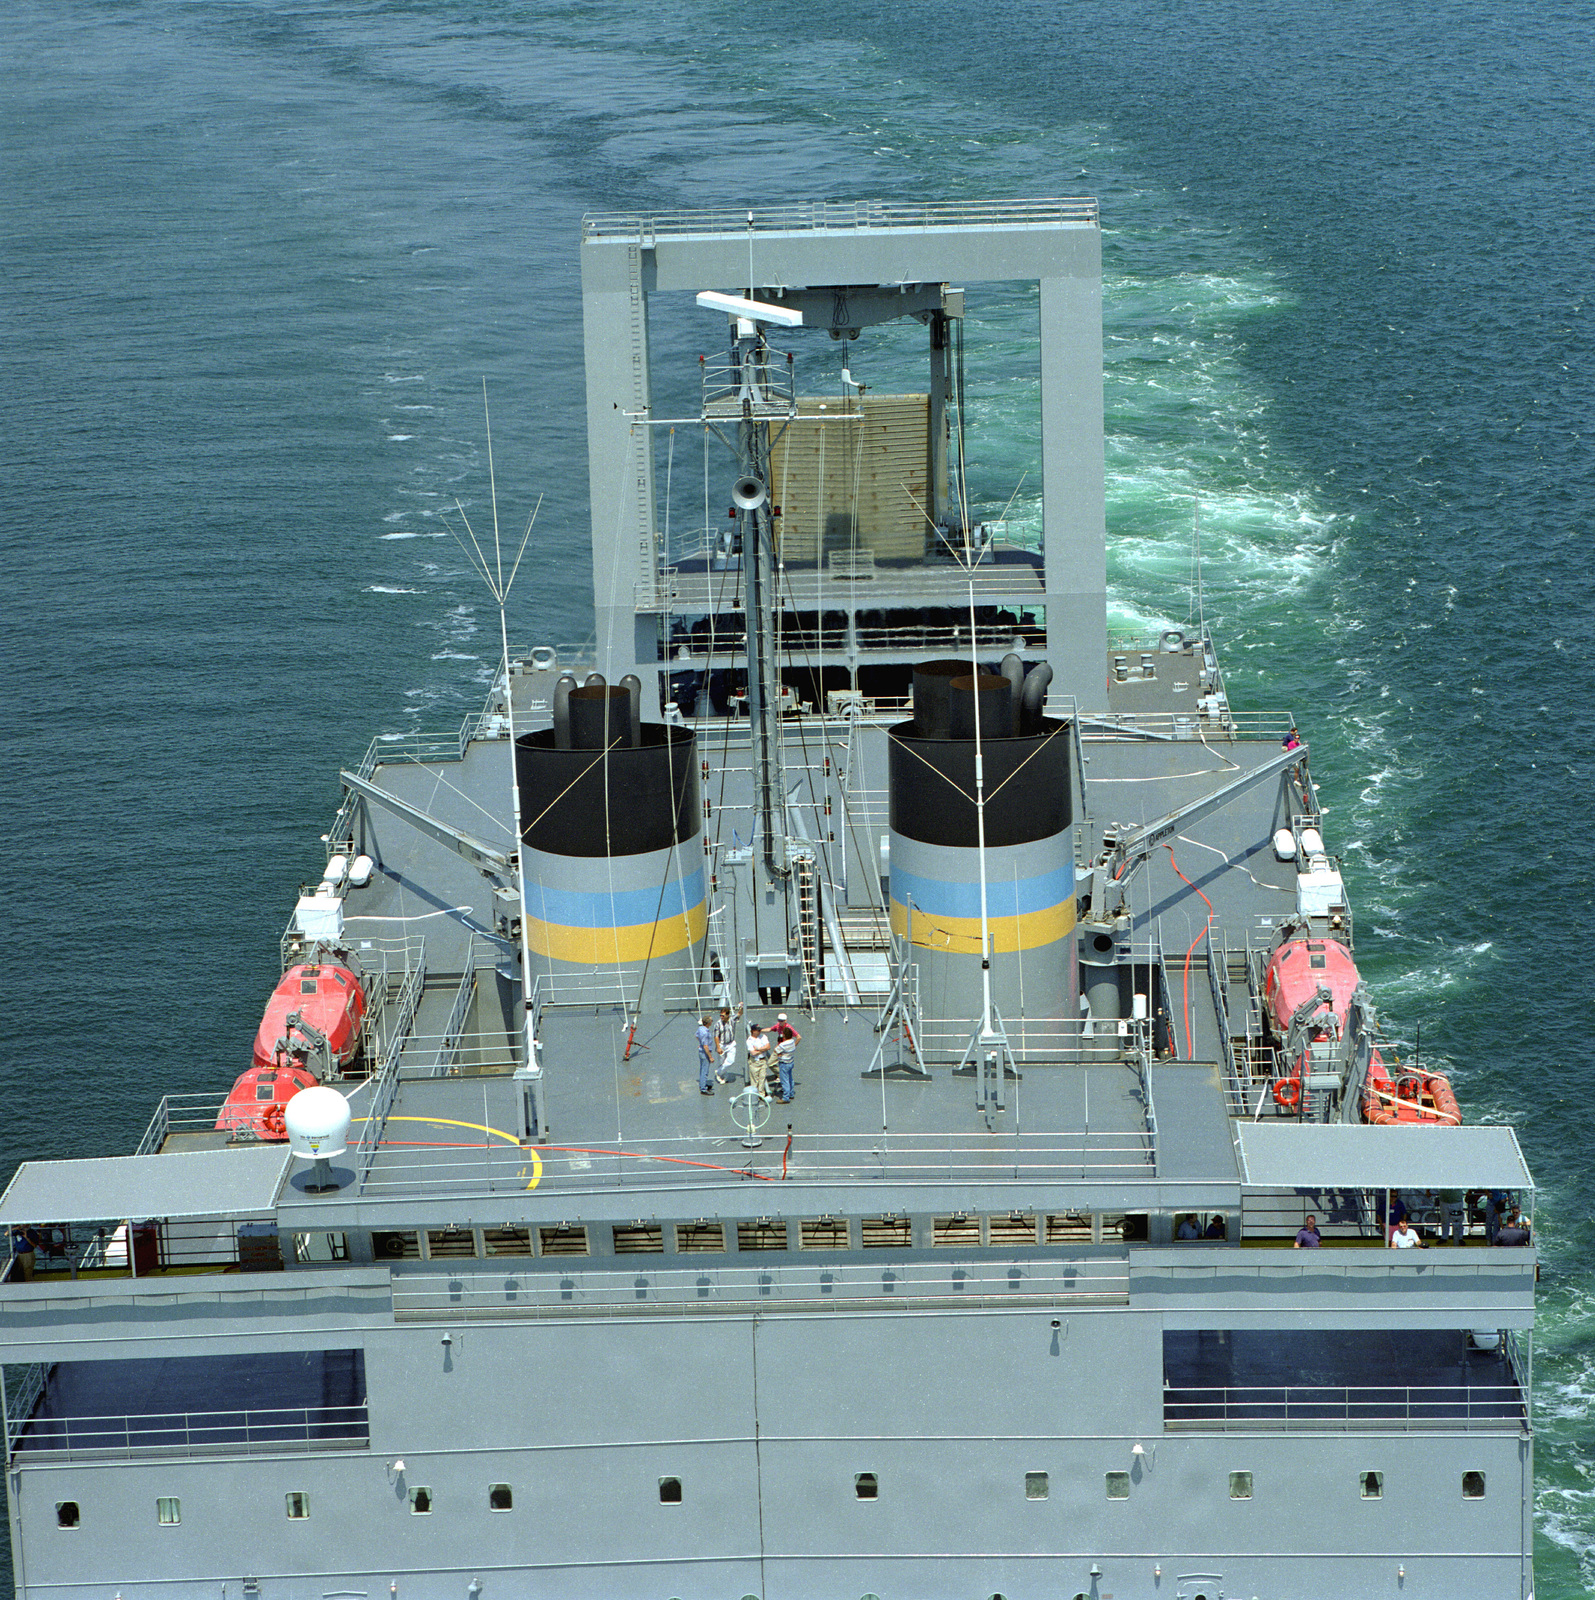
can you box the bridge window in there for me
[538,1225,588,1256]
[409,1486,432,1514]
[489,1484,512,1511]
[1361,1470,1383,1499]
[56,1501,80,1529]
[659,1476,682,1504]
[855,1472,878,1500]
[1230,1470,1253,1499]
[285,1491,310,1519]
[1463,1471,1486,1498]
[1105,1471,1130,1499]
[1024,1471,1049,1500]
[675,1222,726,1253]
[156,1497,180,1525]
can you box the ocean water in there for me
[4,1,1592,1591]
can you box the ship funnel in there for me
[887,657,1078,1061]
[731,475,768,511]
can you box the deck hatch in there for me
[800,1217,850,1249]
[613,1223,664,1254]
[736,1220,788,1251]
[483,1226,531,1256]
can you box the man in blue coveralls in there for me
[696,1015,716,1095]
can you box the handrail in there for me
[583,197,1099,242]
[357,1129,1162,1197]
[13,1401,370,1462]
[1164,1381,1527,1431]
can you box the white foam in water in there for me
[364,585,421,595]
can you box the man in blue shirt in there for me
[696,1015,716,1095]
[1294,1215,1322,1248]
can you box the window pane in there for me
[285,1492,310,1520]
[409,1486,433,1514]
[1361,1470,1383,1500]
[55,1502,80,1529]
[1229,1470,1253,1500]
[1105,1471,1130,1499]
[489,1483,513,1511]
[1463,1471,1486,1499]
[1024,1470,1049,1501]
[854,1472,879,1500]
[156,1497,180,1526]
[658,1477,682,1504]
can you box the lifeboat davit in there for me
[1263,930,1460,1125]
[215,1063,318,1141]
[1263,933,1362,1112]
[252,962,366,1076]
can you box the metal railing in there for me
[912,1013,1153,1065]
[358,1128,1159,1199]
[10,1217,279,1282]
[583,197,1100,242]
[354,948,427,1178]
[12,1402,369,1462]
[135,1093,231,1157]
[4,1363,50,1454]
[526,967,712,1028]
[1164,1382,1527,1432]
[644,558,1046,611]
[1080,709,1292,742]
[391,1255,1129,1322]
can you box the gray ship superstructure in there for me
[1,202,1538,1599]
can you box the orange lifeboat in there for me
[1362,1052,1461,1126]
[252,962,366,1076]
[215,1064,318,1141]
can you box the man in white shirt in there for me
[1389,1216,1423,1249]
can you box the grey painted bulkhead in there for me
[3,1244,1535,1598]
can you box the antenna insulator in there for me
[731,476,768,511]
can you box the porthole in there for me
[56,1501,80,1529]
[1105,1470,1130,1499]
[855,1472,879,1500]
[489,1483,512,1511]
[1024,1470,1049,1500]
[1230,1469,1253,1499]
[658,1476,682,1504]
[1463,1470,1486,1499]
[1361,1470,1383,1500]
[156,1497,180,1526]
[408,1486,433,1514]
[285,1491,310,1520]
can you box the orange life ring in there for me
[261,1103,287,1138]
[1273,1077,1301,1109]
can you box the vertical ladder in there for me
[795,852,821,1004]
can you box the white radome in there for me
[285,1086,351,1159]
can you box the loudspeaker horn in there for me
[731,476,768,511]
